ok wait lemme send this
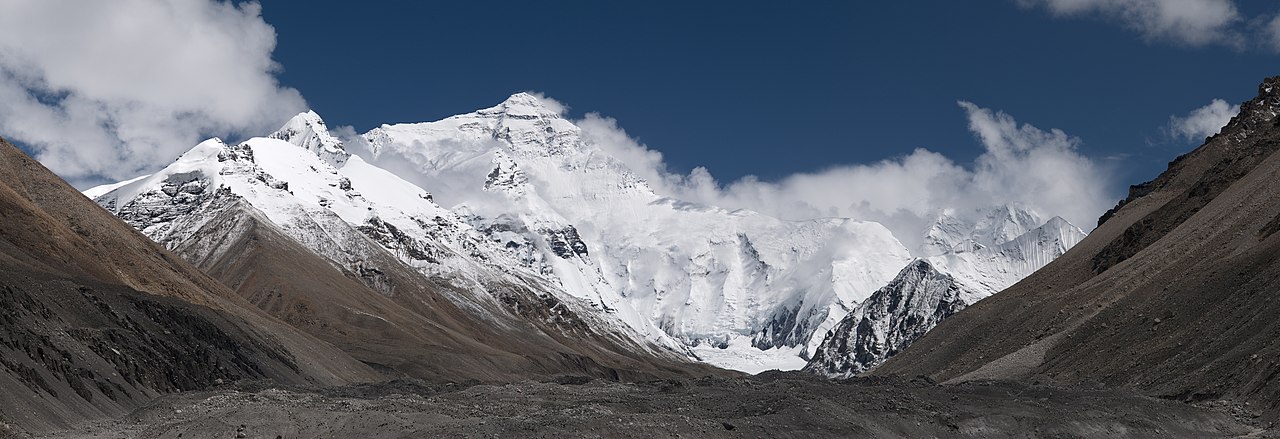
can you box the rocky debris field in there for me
[16,372,1277,438]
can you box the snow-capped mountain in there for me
[88,112,710,381]
[91,132,519,296]
[88,94,1085,375]
[919,204,1045,257]
[805,212,1085,377]
[354,93,913,372]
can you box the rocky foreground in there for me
[9,372,1274,439]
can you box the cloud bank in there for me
[1016,0,1246,48]
[1169,99,1240,142]
[579,102,1115,250]
[0,0,306,187]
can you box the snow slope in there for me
[88,114,681,366]
[82,173,149,199]
[356,93,914,370]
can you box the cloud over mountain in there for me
[0,0,305,187]
[579,101,1115,252]
[1169,98,1241,142]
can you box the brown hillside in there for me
[875,76,1280,416]
[0,139,378,432]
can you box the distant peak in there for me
[488,92,567,117]
[277,110,329,133]
[269,110,349,167]
[1043,216,1072,227]
[294,109,325,124]
[1036,216,1085,234]
[194,137,227,150]
[504,92,540,105]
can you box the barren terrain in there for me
[16,372,1275,439]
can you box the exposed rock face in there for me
[544,225,589,259]
[874,76,1280,418]
[806,215,1084,377]
[806,260,967,377]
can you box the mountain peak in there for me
[1216,76,1280,141]
[1041,215,1075,230]
[483,91,566,118]
[455,92,582,157]
[919,204,1043,257]
[503,91,540,105]
[1259,76,1280,97]
[269,110,348,167]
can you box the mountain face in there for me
[0,138,379,432]
[90,114,713,382]
[806,214,1085,377]
[873,77,1280,415]
[356,93,916,372]
[918,205,1046,257]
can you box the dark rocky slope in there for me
[0,139,378,432]
[875,76,1280,417]
[805,260,968,377]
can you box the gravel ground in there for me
[17,371,1277,438]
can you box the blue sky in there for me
[0,0,1275,226]
[262,0,1277,189]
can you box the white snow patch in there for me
[690,336,809,375]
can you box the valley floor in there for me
[13,372,1275,439]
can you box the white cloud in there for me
[1016,0,1243,47]
[578,102,1115,250]
[577,114,675,186]
[0,0,306,187]
[1169,98,1240,142]
[1264,14,1280,51]
[525,92,569,115]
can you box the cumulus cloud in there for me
[1016,0,1243,47]
[578,102,1115,251]
[1169,99,1240,142]
[0,0,306,187]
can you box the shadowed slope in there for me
[0,139,378,432]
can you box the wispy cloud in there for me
[578,102,1116,250]
[1263,14,1280,51]
[1016,0,1245,48]
[0,0,306,187]
[1168,99,1240,142]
